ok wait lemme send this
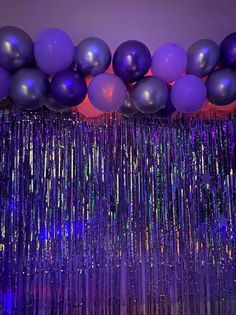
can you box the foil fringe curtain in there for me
[0,109,236,314]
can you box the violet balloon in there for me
[0,67,11,101]
[10,68,49,110]
[74,37,111,76]
[220,32,236,68]
[171,75,206,113]
[0,26,34,73]
[187,39,220,77]
[131,76,168,114]
[152,43,187,83]
[34,28,74,75]
[206,68,236,106]
[51,69,87,107]
[112,40,151,84]
[88,73,127,112]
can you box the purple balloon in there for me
[171,75,206,113]
[10,68,49,110]
[34,28,74,75]
[88,73,127,112]
[152,43,187,83]
[112,40,151,84]
[51,69,87,107]
[0,67,11,101]
[220,32,236,68]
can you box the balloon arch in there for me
[0,26,236,118]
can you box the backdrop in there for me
[0,0,236,51]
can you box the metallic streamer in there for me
[0,108,235,314]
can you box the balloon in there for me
[45,96,71,112]
[220,32,236,68]
[151,43,187,83]
[157,87,176,117]
[74,37,111,76]
[0,26,34,73]
[131,76,168,114]
[0,67,11,100]
[10,68,49,110]
[171,75,206,113]
[34,28,74,75]
[112,40,151,84]
[75,95,103,118]
[187,39,220,77]
[51,69,87,107]
[206,68,236,106]
[88,73,127,112]
[118,91,139,116]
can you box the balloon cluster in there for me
[0,26,236,117]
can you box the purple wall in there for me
[0,0,236,52]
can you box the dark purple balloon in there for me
[220,32,236,68]
[157,86,176,117]
[0,26,34,73]
[118,91,139,116]
[45,96,72,112]
[0,67,11,100]
[10,68,49,110]
[51,69,87,107]
[131,76,168,114]
[75,37,111,76]
[187,39,220,77]
[206,68,236,105]
[112,40,151,84]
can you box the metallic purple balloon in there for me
[156,86,176,117]
[45,96,72,112]
[187,39,220,77]
[0,67,11,101]
[118,91,139,116]
[51,69,87,107]
[74,37,111,76]
[131,76,168,114]
[34,28,74,75]
[206,68,236,106]
[152,43,187,83]
[171,75,206,113]
[0,26,34,73]
[88,73,127,112]
[10,68,49,110]
[220,32,236,68]
[112,40,151,84]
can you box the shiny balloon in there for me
[88,73,127,112]
[51,69,87,107]
[0,26,34,73]
[74,37,111,76]
[118,92,139,116]
[171,75,206,113]
[151,43,187,83]
[157,87,176,117]
[206,68,236,105]
[0,67,11,100]
[10,68,49,110]
[220,32,236,68]
[34,28,74,75]
[112,40,151,84]
[187,39,220,77]
[131,76,168,114]
[45,96,71,112]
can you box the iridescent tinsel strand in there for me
[0,108,235,314]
